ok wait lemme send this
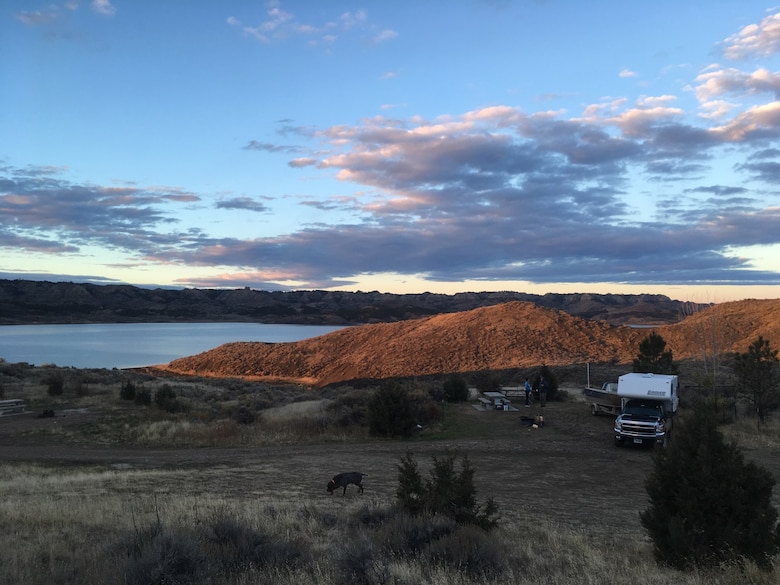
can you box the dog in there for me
[326,471,367,495]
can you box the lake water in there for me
[0,323,346,369]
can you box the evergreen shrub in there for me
[640,406,780,569]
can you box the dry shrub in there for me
[333,534,390,585]
[325,388,371,426]
[378,512,457,554]
[124,523,205,585]
[202,514,307,573]
[424,524,507,578]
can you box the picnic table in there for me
[482,391,511,410]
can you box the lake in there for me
[0,323,347,369]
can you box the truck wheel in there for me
[590,404,597,416]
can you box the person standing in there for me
[524,377,532,406]
[539,374,549,407]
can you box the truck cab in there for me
[614,398,670,447]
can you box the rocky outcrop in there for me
[0,279,699,326]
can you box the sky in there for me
[2,1,780,303]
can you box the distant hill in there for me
[0,279,700,326]
[161,299,780,387]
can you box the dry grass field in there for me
[1,361,779,584]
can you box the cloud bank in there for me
[3,6,780,291]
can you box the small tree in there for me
[134,387,152,406]
[396,452,425,515]
[733,336,780,427]
[368,382,416,438]
[640,405,780,569]
[633,332,678,375]
[442,374,469,403]
[45,371,64,396]
[396,452,498,530]
[154,384,179,413]
[120,380,137,401]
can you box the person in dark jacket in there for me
[539,375,549,407]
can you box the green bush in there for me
[396,452,498,530]
[44,371,64,396]
[154,384,179,413]
[443,374,469,402]
[134,387,152,406]
[734,336,780,426]
[231,405,256,425]
[368,382,416,438]
[120,380,136,401]
[640,406,780,569]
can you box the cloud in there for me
[227,1,396,48]
[619,68,637,78]
[372,29,398,44]
[723,11,780,60]
[288,158,317,168]
[8,8,780,291]
[243,140,303,154]
[92,0,116,16]
[695,67,780,102]
[16,10,58,25]
[0,166,199,257]
[215,197,270,213]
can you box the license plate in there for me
[633,438,643,444]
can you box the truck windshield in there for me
[625,405,662,417]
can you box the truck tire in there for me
[590,404,597,416]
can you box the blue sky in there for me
[2,0,780,302]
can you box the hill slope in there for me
[160,298,780,386]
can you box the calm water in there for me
[0,323,346,369]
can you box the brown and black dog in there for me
[326,471,366,495]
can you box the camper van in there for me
[613,373,678,447]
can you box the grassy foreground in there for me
[1,361,780,584]
[1,461,778,585]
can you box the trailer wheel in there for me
[590,404,597,416]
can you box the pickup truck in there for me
[613,373,678,448]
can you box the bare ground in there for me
[3,385,778,542]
